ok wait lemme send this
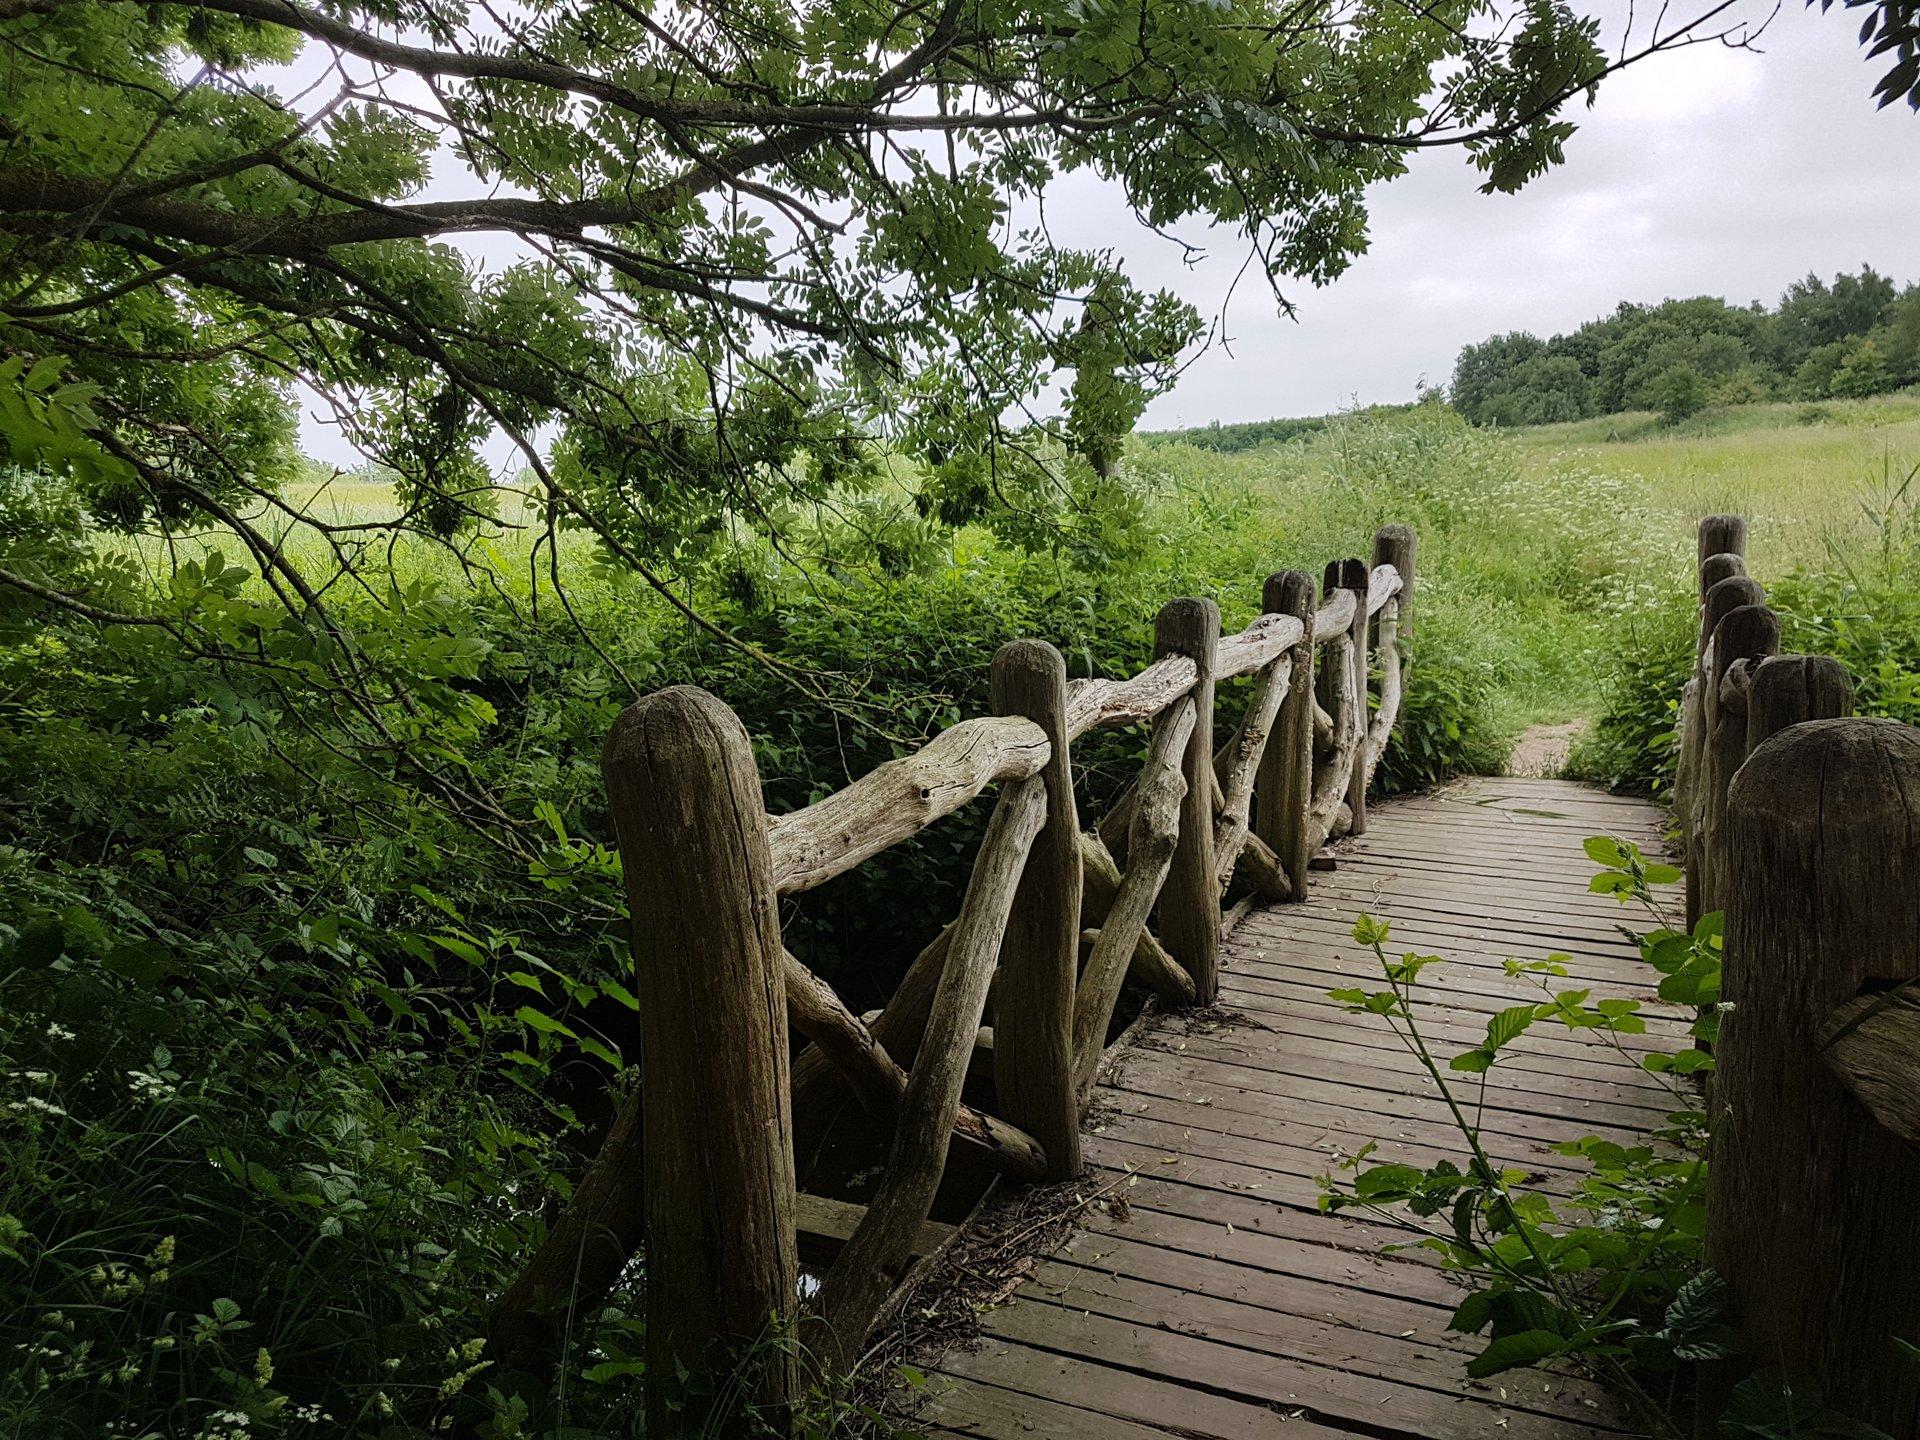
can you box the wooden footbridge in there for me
[490,517,1920,1439]
[914,775,1677,1440]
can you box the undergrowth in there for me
[1320,841,1891,1438]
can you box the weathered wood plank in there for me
[899,778,1666,1440]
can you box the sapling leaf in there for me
[1466,1328,1565,1378]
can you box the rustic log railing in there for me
[1675,515,1920,1438]
[495,524,1417,1429]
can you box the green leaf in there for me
[515,1006,576,1039]
[1583,836,1628,868]
[1450,1290,1495,1334]
[1466,1328,1565,1378]
[1351,914,1391,947]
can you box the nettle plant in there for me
[1317,840,1890,1439]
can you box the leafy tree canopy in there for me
[1,0,1762,568]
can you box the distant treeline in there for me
[1137,414,1329,452]
[1140,400,1451,452]
[1452,266,1920,427]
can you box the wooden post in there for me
[1341,558,1371,837]
[1373,524,1417,642]
[1700,603,1778,916]
[1320,556,1367,840]
[815,777,1048,1368]
[1704,564,1758,664]
[601,686,797,1433]
[989,639,1082,1180]
[1255,571,1316,900]
[1697,550,1746,610]
[1746,654,1852,754]
[1707,718,1920,1434]
[1154,597,1221,1004]
[1686,574,1767,926]
[1697,512,1748,581]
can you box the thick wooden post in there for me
[1154,597,1221,1003]
[1695,553,1747,653]
[990,640,1082,1180]
[1697,512,1748,581]
[1700,603,1778,916]
[1342,559,1372,837]
[1707,718,1920,1434]
[601,686,797,1433]
[1686,574,1767,926]
[1373,524,1417,641]
[1255,571,1316,901]
[1746,654,1852,754]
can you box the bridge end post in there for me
[1706,716,1920,1436]
[602,686,798,1433]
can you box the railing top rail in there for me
[765,562,1403,897]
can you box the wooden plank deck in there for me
[909,777,1683,1440]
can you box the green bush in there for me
[1571,459,1920,798]
[1566,597,1695,798]
[1375,607,1517,795]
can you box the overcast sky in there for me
[295,6,1918,462]
[1122,4,1920,428]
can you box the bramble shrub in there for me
[1566,596,1696,798]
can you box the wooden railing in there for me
[1676,515,1920,1437]
[491,525,1418,1427]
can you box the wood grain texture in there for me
[1374,525,1416,638]
[1339,559,1371,837]
[814,776,1047,1367]
[1310,583,1357,642]
[1746,652,1853,755]
[782,949,1046,1180]
[600,686,797,1431]
[1697,513,1749,586]
[990,640,1083,1181]
[1308,632,1358,848]
[1709,718,1920,1434]
[1255,570,1316,900]
[1064,654,1197,738]
[1699,602,1778,914]
[1819,984,1920,1147]
[902,778,1670,1440]
[1214,609,1305,680]
[767,715,1049,894]
[1232,829,1291,902]
[1212,657,1289,890]
[1363,597,1402,785]
[1153,597,1222,1004]
[1078,831,1198,1006]
[1072,698,1193,1100]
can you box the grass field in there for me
[1135,390,1920,751]
[1509,390,1920,575]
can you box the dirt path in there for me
[1507,720,1586,777]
